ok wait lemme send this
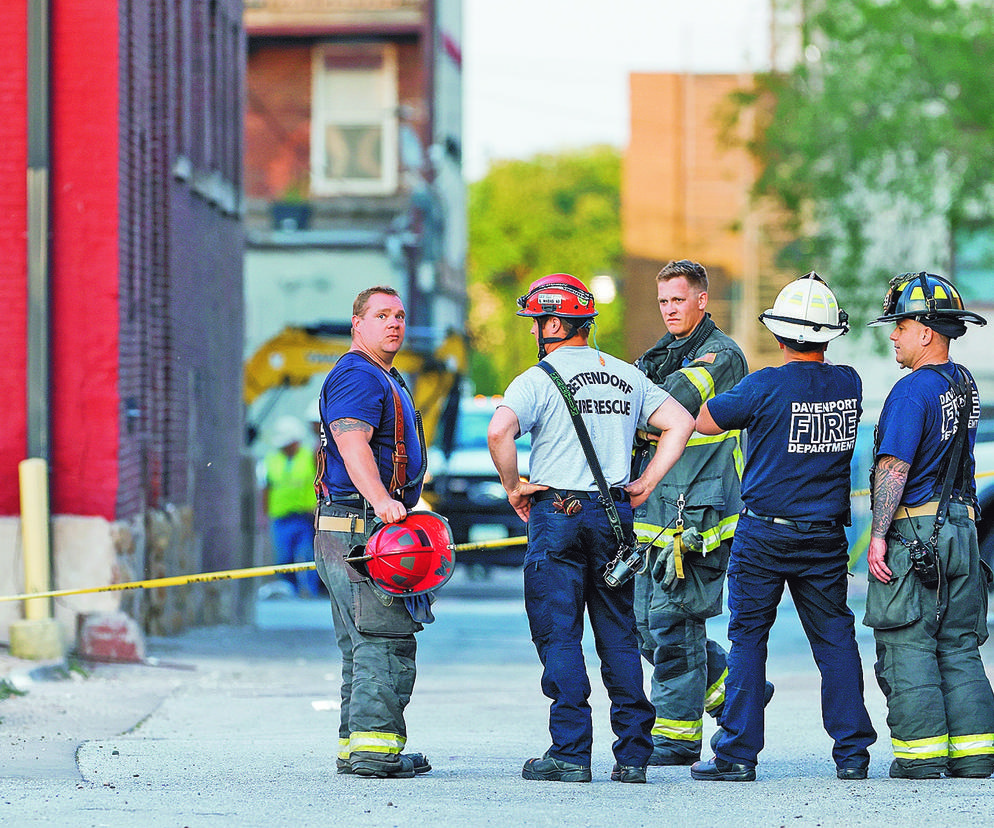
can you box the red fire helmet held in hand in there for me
[363,511,455,597]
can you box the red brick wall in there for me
[0,3,28,515]
[116,0,245,574]
[0,0,244,540]
[46,0,123,520]
[245,43,313,198]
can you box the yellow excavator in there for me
[243,322,469,446]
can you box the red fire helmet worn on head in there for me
[516,273,597,320]
[363,511,455,597]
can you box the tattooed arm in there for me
[867,454,911,584]
[330,417,408,523]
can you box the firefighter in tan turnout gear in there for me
[865,272,994,779]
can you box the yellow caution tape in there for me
[0,537,531,603]
[0,562,318,603]
[4,469,993,604]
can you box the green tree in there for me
[731,0,994,328]
[467,146,624,393]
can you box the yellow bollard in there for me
[19,458,52,620]
[10,458,63,660]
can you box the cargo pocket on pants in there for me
[863,546,922,630]
[353,581,422,637]
[977,559,993,644]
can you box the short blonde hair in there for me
[353,285,400,317]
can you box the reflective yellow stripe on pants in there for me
[892,733,949,760]
[949,733,994,758]
[633,514,738,553]
[704,668,727,714]
[349,731,406,755]
[653,717,702,743]
[338,737,350,760]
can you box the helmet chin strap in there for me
[536,318,580,359]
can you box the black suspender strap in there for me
[920,364,973,537]
[536,360,627,548]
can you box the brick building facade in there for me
[0,1,247,639]
[623,72,785,368]
[242,0,466,438]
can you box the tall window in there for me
[311,43,398,195]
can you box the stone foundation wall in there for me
[0,501,251,645]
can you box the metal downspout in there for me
[23,0,56,630]
[26,0,50,462]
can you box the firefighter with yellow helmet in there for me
[864,271,994,779]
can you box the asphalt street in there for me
[2,566,994,827]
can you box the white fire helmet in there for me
[758,272,849,343]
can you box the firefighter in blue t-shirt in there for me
[690,273,877,783]
[864,272,994,780]
[312,285,432,780]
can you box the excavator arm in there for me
[244,323,468,447]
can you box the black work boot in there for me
[521,751,592,782]
[350,751,431,778]
[889,759,942,780]
[648,747,698,766]
[611,763,647,783]
[690,757,756,782]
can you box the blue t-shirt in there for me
[875,362,979,506]
[708,361,861,522]
[318,352,424,508]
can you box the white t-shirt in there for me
[501,346,670,490]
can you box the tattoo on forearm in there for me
[330,418,372,437]
[871,455,910,538]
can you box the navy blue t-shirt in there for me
[875,362,979,506]
[318,352,424,508]
[708,361,861,522]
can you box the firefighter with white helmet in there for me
[693,272,876,782]
[864,271,994,779]
[313,285,441,779]
[488,273,695,783]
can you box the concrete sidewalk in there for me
[1,574,993,826]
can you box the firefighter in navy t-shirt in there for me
[691,273,876,782]
[313,285,431,780]
[864,272,994,780]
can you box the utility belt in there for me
[741,507,841,532]
[315,495,370,534]
[316,514,367,533]
[889,501,976,593]
[896,500,975,523]
[533,487,631,504]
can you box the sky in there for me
[462,0,778,180]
